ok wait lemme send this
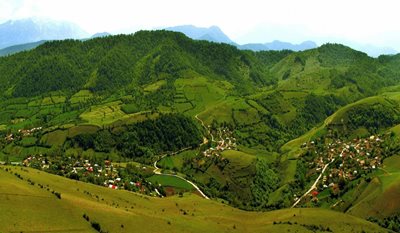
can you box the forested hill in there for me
[0,30,276,98]
[271,43,400,99]
[0,31,398,101]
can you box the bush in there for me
[91,221,101,232]
[83,213,90,222]
[53,191,61,199]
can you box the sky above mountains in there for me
[1,0,400,51]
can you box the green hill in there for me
[0,166,387,233]
[272,43,400,100]
[0,31,274,98]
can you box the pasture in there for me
[148,175,194,190]
[0,166,386,233]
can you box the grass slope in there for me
[346,155,400,219]
[0,166,387,233]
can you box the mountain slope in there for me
[0,40,47,56]
[0,30,273,97]
[271,43,400,100]
[0,166,387,233]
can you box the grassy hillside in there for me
[346,154,400,218]
[0,166,387,233]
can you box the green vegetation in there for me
[345,154,400,219]
[148,175,194,190]
[69,113,202,163]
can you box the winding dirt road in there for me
[195,114,214,142]
[153,155,209,199]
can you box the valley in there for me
[0,30,400,232]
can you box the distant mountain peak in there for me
[91,32,112,38]
[164,25,233,44]
[238,40,317,52]
[0,18,88,49]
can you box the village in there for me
[21,154,158,194]
[202,126,237,157]
[4,126,43,142]
[299,134,387,203]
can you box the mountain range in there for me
[164,25,234,44]
[0,19,397,57]
[164,25,317,52]
[0,18,88,49]
[238,40,317,51]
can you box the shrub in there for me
[91,221,101,232]
[53,191,61,199]
[83,213,90,222]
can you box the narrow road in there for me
[291,148,344,208]
[153,155,209,199]
[195,114,214,142]
[291,158,335,208]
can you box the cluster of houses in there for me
[202,127,237,157]
[304,134,386,196]
[18,127,42,136]
[23,154,49,169]
[105,178,142,190]
[4,127,43,142]
[24,155,115,176]
[22,155,147,190]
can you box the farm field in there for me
[158,149,199,171]
[174,77,228,116]
[147,175,194,190]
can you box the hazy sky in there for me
[1,0,400,50]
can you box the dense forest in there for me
[68,113,202,163]
[0,31,276,98]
